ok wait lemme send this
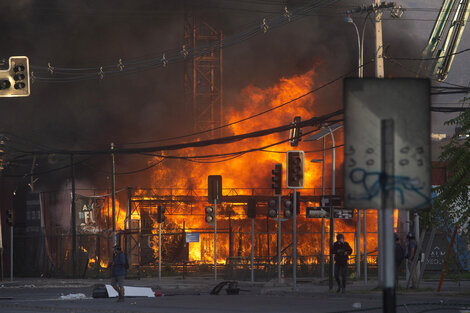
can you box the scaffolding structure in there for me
[184,14,223,138]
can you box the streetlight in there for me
[306,123,343,290]
[345,14,370,78]
[344,16,362,78]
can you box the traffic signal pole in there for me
[251,217,254,282]
[292,189,298,290]
[158,223,162,280]
[286,151,304,291]
[214,199,217,281]
[277,194,282,283]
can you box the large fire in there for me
[104,69,390,270]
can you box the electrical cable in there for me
[4,156,93,178]
[15,109,342,156]
[30,0,341,82]
[384,57,470,89]
[386,47,470,61]
[431,106,470,112]
[119,61,371,147]
[261,143,345,154]
[82,157,165,175]
[137,126,324,161]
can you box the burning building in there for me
[9,68,399,279]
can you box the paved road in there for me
[0,278,468,313]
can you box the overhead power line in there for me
[120,60,372,147]
[30,0,340,82]
[431,106,470,113]
[16,109,343,156]
[386,47,470,61]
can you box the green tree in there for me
[432,108,470,231]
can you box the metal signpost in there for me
[214,198,217,280]
[286,150,304,290]
[208,175,222,281]
[251,217,254,282]
[158,223,162,280]
[305,127,342,290]
[277,194,282,283]
[345,78,431,313]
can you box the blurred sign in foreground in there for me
[344,78,431,210]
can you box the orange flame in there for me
[103,69,380,266]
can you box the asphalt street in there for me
[0,277,469,313]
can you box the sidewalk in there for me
[1,276,468,297]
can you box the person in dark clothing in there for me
[331,233,353,293]
[405,232,418,288]
[110,245,127,302]
[394,233,405,287]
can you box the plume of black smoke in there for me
[0,0,428,191]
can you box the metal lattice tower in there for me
[184,14,223,138]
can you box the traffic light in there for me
[205,206,214,223]
[289,116,302,147]
[283,197,293,218]
[267,198,277,218]
[157,205,166,223]
[247,198,256,219]
[286,150,304,188]
[272,163,282,195]
[284,192,300,218]
[293,191,300,215]
[208,175,222,203]
[0,56,30,97]
[6,209,14,226]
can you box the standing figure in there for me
[394,233,405,287]
[111,245,127,302]
[405,232,418,288]
[332,233,353,293]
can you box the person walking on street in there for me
[405,232,418,288]
[394,233,405,287]
[111,245,127,302]
[331,233,353,293]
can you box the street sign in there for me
[185,233,200,243]
[306,207,354,219]
[344,78,431,210]
[332,208,354,219]
[320,195,342,207]
[306,207,328,218]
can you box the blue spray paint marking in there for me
[347,168,431,209]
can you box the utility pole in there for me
[347,1,401,78]
[374,0,385,78]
